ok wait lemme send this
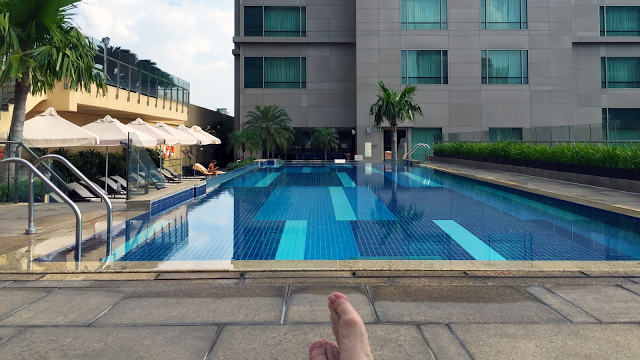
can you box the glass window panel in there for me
[443,50,448,84]
[301,7,307,36]
[130,66,139,93]
[265,7,301,37]
[301,57,306,89]
[442,0,447,29]
[481,50,487,84]
[265,57,301,88]
[483,50,525,84]
[401,50,407,84]
[482,0,525,29]
[106,58,118,86]
[600,6,605,36]
[606,108,640,140]
[606,57,640,88]
[406,50,443,84]
[244,57,264,88]
[604,6,640,36]
[149,67,159,98]
[244,6,263,36]
[119,63,130,91]
[601,57,607,88]
[489,128,523,141]
[404,0,445,30]
[522,50,528,84]
[140,71,149,96]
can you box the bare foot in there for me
[329,292,374,360]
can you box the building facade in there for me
[233,0,640,161]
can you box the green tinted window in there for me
[245,6,306,37]
[401,50,448,84]
[602,57,640,88]
[402,0,447,29]
[482,50,528,84]
[481,0,527,29]
[244,7,263,36]
[244,57,263,88]
[600,6,640,36]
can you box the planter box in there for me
[605,167,634,180]
[433,151,444,158]
[570,164,604,177]
[512,159,527,167]
[526,160,544,169]
[634,169,640,181]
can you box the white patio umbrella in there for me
[127,118,177,145]
[191,126,221,145]
[82,115,157,193]
[176,124,213,145]
[0,107,99,147]
[153,122,198,145]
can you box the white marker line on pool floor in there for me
[338,173,356,187]
[255,173,280,187]
[433,220,506,261]
[302,167,312,173]
[330,187,357,220]
[275,221,307,260]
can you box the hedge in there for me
[432,142,640,170]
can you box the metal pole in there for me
[26,172,36,234]
[105,146,109,195]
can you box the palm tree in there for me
[0,0,104,171]
[311,126,340,161]
[369,81,423,161]
[227,128,262,159]
[243,105,294,159]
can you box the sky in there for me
[74,0,235,115]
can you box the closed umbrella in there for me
[127,119,177,145]
[82,115,157,193]
[191,126,221,145]
[0,107,99,147]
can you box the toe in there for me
[322,339,340,360]
[329,292,359,320]
[309,340,328,360]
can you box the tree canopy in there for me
[311,126,340,161]
[243,105,294,159]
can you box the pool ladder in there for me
[0,155,113,268]
[405,143,432,166]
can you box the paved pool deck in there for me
[0,271,639,359]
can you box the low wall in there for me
[431,156,640,194]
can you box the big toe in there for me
[328,292,358,319]
[309,340,328,360]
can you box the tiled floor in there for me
[1,271,640,359]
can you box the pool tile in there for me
[330,187,357,221]
[275,221,307,260]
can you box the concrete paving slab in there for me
[420,325,472,360]
[466,271,586,277]
[483,277,632,286]
[244,277,389,285]
[0,327,23,345]
[629,278,640,284]
[93,285,287,325]
[355,270,466,277]
[452,324,640,360]
[40,273,158,280]
[0,289,49,319]
[208,324,434,360]
[6,280,95,288]
[125,279,242,287]
[390,277,486,285]
[244,271,354,278]
[0,281,11,288]
[525,286,599,323]
[156,272,243,280]
[0,274,44,281]
[621,284,640,296]
[548,285,640,322]
[369,285,567,324]
[285,285,376,323]
[0,326,217,360]
[0,289,129,326]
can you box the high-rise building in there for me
[233,0,640,161]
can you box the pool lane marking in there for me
[433,220,506,261]
[329,187,357,220]
[255,173,280,187]
[338,173,356,187]
[275,220,307,260]
[302,167,312,173]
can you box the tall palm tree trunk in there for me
[0,74,30,183]
[324,150,327,161]
[390,115,398,161]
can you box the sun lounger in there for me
[165,167,181,178]
[110,175,128,190]
[67,182,98,201]
[193,163,215,178]
[99,177,123,194]
[159,168,180,182]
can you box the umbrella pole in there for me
[105,146,109,198]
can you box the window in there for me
[601,57,640,88]
[481,50,528,84]
[602,108,640,140]
[401,0,447,29]
[244,6,306,37]
[481,0,527,29]
[489,128,523,141]
[600,6,640,36]
[401,50,448,84]
[244,57,306,89]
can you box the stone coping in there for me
[425,163,640,219]
[125,180,205,211]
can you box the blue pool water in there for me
[41,163,640,262]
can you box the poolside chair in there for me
[165,167,181,179]
[159,168,180,182]
[110,175,128,191]
[193,163,214,179]
[99,177,124,195]
[80,180,108,196]
[67,182,98,202]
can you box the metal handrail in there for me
[0,141,70,191]
[406,143,431,164]
[0,158,83,262]
[34,155,113,258]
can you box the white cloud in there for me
[74,0,235,115]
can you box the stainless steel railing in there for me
[406,143,431,164]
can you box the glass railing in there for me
[88,36,190,108]
[126,133,165,200]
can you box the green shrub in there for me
[226,157,256,171]
[433,141,640,169]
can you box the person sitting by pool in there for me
[208,160,222,176]
[309,292,374,360]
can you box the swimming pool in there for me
[41,163,640,263]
